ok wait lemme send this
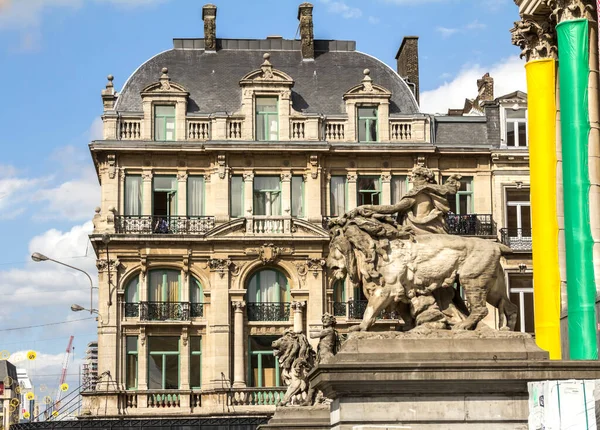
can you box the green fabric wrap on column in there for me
[556,18,598,360]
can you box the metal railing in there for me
[332,301,346,317]
[123,302,204,321]
[115,215,215,235]
[500,228,533,251]
[337,300,398,320]
[247,302,291,322]
[446,213,495,236]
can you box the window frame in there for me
[147,336,180,390]
[230,175,245,218]
[253,176,282,216]
[504,107,528,148]
[126,336,138,390]
[329,175,348,217]
[357,176,382,206]
[291,175,305,218]
[124,175,143,216]
[248,336,283,388]
[152,175,178,218]
[247,269,290,303]
[154,105,176,141]
[255,96,279,142]
[186,176,206,218]
[190,336,202,389]
[357,106,379,143]
[444,175,474,214]
[148,269,181,303]
[508,274,534,334]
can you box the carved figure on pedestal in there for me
[272,330,317,406]
[326,167,518,333]
[311,313,340,363]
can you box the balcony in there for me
[247,302,290,322]
[247,216,291,234]
[115,216,215,235]
[446,214,495,236]
[124,302,204,320]
[227,388,287,406]
[500,228,532,252]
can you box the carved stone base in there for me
[258,405,330,430]
[262,331,600,429]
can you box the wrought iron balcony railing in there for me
[500,228,533,251]
[341,300,398,320]
[332,301,347,317]
[124,302,204,320]
[446,213,495,236]
[115,215,215,235]
[246,302,291,322]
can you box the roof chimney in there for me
[202,4,217,52]
[298,3,314,60]
[477,73,494,102]
[395,36,420,104]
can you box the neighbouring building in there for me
[82,342,99,392]
[16,368,34,423]
[84,2,532,420]
[0,360,19,428]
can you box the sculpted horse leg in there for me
[454,278,489,330]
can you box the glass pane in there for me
[330,176,346,216]
[518,123,527,147]
[166,271,179,302]
[507,189,530,202]
[149,271,163,302]
[268,115,278,141]
[256,97,278,112]
[391,176,407,204]
[156,106,175,116]
[155,120,165,141]
[230,176,244,217]
[357,177,379,191]
[261,354,277,387]
[125,176,142,216]
[507,206,518,230]
[521,206,532,231]
[250,336,279,351]
[148,355,163,389]
[358,107,377,117]
[368,119,377,142]
[248,270,287,303]
[126,354,137,389]
[291,176,304,217]
[165,355,179,389]
[524,292,535,333]
[149,336,179,352]
[190,354,201,388]
[333,281,345,302]
[191,337,201,353]
[506,109,526,119]
[507,122,516,146]
[254,177,281,215]
[165,117,175,141]
[254,176,280,191]
[190,278,202,303]
[250,354,260,387]
[510,275,532,290]
[125,278,138,303]
[447,194,457,213]
[358,119,367,142]
[458,194,471,214]
[126,336,137,353]
[187,177,204,216]
[154,176,177,190]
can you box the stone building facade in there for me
[83,2,533,419]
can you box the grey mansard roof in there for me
[115,39,420,115]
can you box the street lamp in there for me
[31,252,97,314]
[71,304,103,324]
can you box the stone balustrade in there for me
[187,119,211,140]
[119,118,142,140]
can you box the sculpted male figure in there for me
[310,313,339,363]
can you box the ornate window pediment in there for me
[141,67,189,96]
[343,69,391,100]
[240,53,294,87]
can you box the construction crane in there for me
[54,336,74,414]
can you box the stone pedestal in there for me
[263,330,600,430]
[259,405,331,430]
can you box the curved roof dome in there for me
[116,44,420,115]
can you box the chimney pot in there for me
[395,36,420,104]
[298,3,314,60]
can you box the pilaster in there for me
[142,171,153,216]
[381,173,392,206]
[291,301,306,333]
[347,172,357,210]
[281,172,292,217]
[232,301,246,388]
[177,171,188,217]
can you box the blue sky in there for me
[0,0,526,403]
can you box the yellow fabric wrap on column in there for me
[525,58,561,359]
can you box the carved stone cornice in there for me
[511,17,557,61]
[96,258,122,273]
[548,0,594,23]
[207,258,232,278]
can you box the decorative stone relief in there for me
[203,173,212,183]
[291,301,306,311]
[159,68,171,91]
[182,327,189,347]
[232,301,246,311]
[142,171,153,181]
[309,155,319,179]
[243,171,254,182]
[416,156,426,167]
[346,172,357,183]
[511,18,557,61]
[106,154,116,179]
[177,172,188,181]
[296,262,308,284]
[140,255,148,275]
[381,173,392,183]
[246,244,294,264]
[217,154,227,179]
[260,53,274,79]
[281,172,292,182]
[207,259,232,278]
[140,327,146,346]
[548,0,594,23]
[306,258,326,278]
[96,258,122,273]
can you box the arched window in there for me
[246,269,290,321]
[247,269,289,303]
[125,276,139,318]
[148,269,180,302]
[190,276,204,318]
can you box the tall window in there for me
[357,106,378,142]
[148,269,180,302]
[357,176,381,206]
[125,175,142,216]
[190,277,204,318]
[391,176,408,205]
[247,269,290,303]
[291,176,304,218]
[154,105,176,141]
[256,97,278,141]
[249,336,282,387]
[126,336,138,390]
[253,177,281,216]
[506,188,531,234]
[330,176,347,216]
[190,337,202,389]
[148,337,179,389]
[153,176,177,218]
[230,175,244,218]
[125,276,139,318]
[187,176,205,217]
[445,176,473,214]
[506,109,527,147]
[508,275,534,333]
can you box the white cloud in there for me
[420,55,526,114]
[0,167,53,219]
[436,27,459,38]
[436,20,487,39]
[319,0,363,19]
[465,19,486,30]
[368,16,380,24]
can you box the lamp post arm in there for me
[47,258,97,313]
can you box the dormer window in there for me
[358,107,378,142]
[256,97,279,141]
[505,108,527,147]
[154,105,176,141]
